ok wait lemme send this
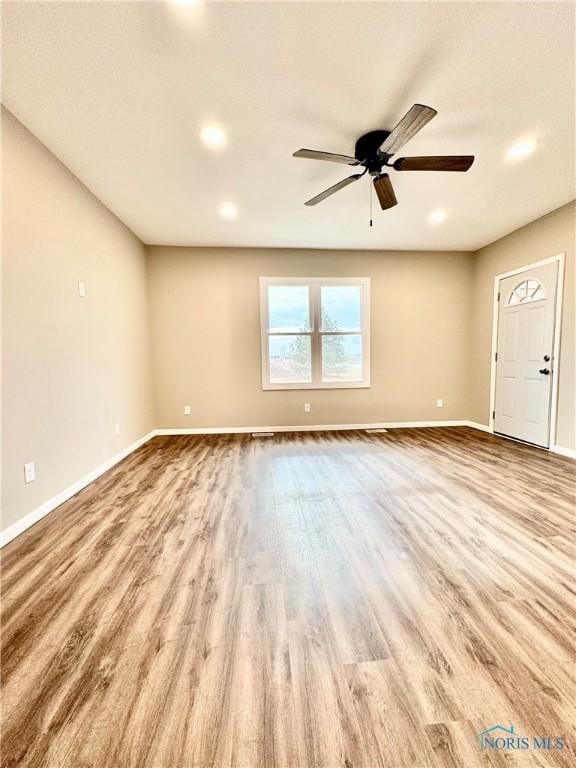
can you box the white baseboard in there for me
[551,444,576,460]
[462,420,493,433]
[155,419,472,436]
[0,431,156,548]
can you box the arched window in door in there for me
[507,279,545,306]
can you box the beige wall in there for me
[470,201,575,450]
[2,108,155,531]
[147,246,474,429]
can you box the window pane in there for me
[269,335,311,383]
[268,286,310,332]
[321,334,362,381]
[321,286,362,332]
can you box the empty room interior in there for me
[1,1,575,767]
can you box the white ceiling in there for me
[2,1,575,251]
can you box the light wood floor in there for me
[1,428,575,768]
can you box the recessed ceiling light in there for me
[174,0,201,6]
[200,125,226,149]
[220,203,238,220]
[429,210,448,225]
[507,139,536,161]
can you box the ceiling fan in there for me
[293,104,474,210]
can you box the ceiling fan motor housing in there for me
[354,130,390,173]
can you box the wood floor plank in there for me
[345,659,438,768]
[1,427,574,767]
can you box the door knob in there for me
[543,355,550,362]
[539,368,550,375]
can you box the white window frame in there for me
[259,276,371,390]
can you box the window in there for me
[507,279,545,305]
[260,277,370,390]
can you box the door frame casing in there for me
[488,252,565,449]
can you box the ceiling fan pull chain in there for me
[369,181,373,227]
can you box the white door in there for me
[494,262,558,447]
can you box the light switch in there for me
[78,280,86,297]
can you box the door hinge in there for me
[497,291,500,302]
[494,351,498,362]
[492,410,495,419]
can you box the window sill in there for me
[262,381,371,391]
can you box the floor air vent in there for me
[252,432,275,438]
[365,428,389,434]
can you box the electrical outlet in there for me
[78,280,86,297]
[436,399,443,408]
[115,422,121,435]
[24,461,35,484]
[304,403,311,413]
[184,405,192,415]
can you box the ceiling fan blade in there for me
[379,104,437,156]
[293,149,360,166]
[394,155,475,172]
[304,174,362,206]
[373,174,397,210]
